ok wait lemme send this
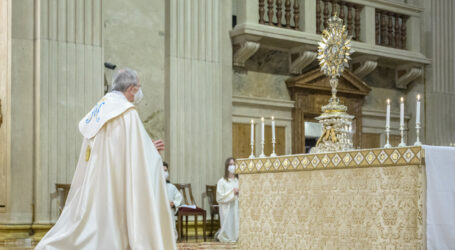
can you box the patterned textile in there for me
[177,242,237,250]
[238,147,425,249]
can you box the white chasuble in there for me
[36,91,176,250]
[165,183,183,240]
[215,177,239,242]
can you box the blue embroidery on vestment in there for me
[85,99,106,124]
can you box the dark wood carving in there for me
[316,0,321,33]
[323,0,329,28]
[276,0,283,27]
[285,0,292,28]
[259,0,265,24]
[293,0,300,30]
[354,5,360,41]
[267,0,274,25]
[286,69,371,154]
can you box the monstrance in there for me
[311,14,355,153]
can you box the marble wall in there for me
[0,0,10,211]
[233,48,291,100]
[103,0,166,140]
[423,0,455,145]
[0,0,104,224]
[165,0,233,208]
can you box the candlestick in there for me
[384,99,392,148]
[259,117,265,157]
[398,124,406,147]
[271,116,276,141]
[249,120,255,158]
[416,94,420,125]
[414,95,422,146]
[270,117,276,157]
[400,97,404,127]
[398,97,406,147]
[386,99,390,128]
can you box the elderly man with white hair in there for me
[36,69,176,250]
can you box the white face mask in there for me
[228,165,236,174]
[133,88,143,104]
[163,171,169,180]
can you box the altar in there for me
[235,146,455,249]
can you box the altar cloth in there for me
[424,145,455,250]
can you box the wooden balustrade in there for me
[315,0,362,41]
[375,9,408,49]
[258,0,301,30]
[254,0,411,50]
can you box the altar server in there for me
[215,157,239,242]
[163,162,183,240]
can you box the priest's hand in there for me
[234,188,239,195]
[170,201,175,208]
[153,139,165,152]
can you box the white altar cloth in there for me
[424,145,455,250]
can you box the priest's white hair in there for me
[112,68,139,92]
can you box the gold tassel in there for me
[85,146,91,162]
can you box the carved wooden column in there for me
[293,0,300,30]
[323,0,329,28]
[316,0,322,33]
[401,15,407,49]
[276,0,283,27]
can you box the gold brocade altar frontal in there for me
[236,146,423,174]
[236,147,425,249]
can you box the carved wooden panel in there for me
[390,134,401,147]
[232,123,253,159]
[264,125,285,156]
[361,133,381,149]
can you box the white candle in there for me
[261,117,265,143]
[386,99,390,128]
[271,116,276,140]
[250,120,254,145]
[416,94,421,125]
[400,97,404,127]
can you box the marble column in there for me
[0,0,11,214]
[36,0,104,223]
[0,0,104,224]
[423,0,455,145]
[165,0,233,209]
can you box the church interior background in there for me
[0,0,454,248]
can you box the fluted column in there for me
[0,0,11,213]
[423,0,455,146]
[165,0,232,210]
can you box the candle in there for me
[261,117,265,143]
[250,120,254,145]
[416,94,421,125]
[400,97,404,127]
[271,116,276,140]
[386,99,390,128]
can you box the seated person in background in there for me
[215,157,239,242]
[163,162,183,241]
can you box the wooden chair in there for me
[55,184,71,215]
[206,184,220,237]
[175,184,207,242]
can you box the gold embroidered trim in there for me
[85,146,91,162]
[236,146,424,174]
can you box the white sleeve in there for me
[216,178,235,204]
[170,184,183,208]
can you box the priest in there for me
[36,68,176,250]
